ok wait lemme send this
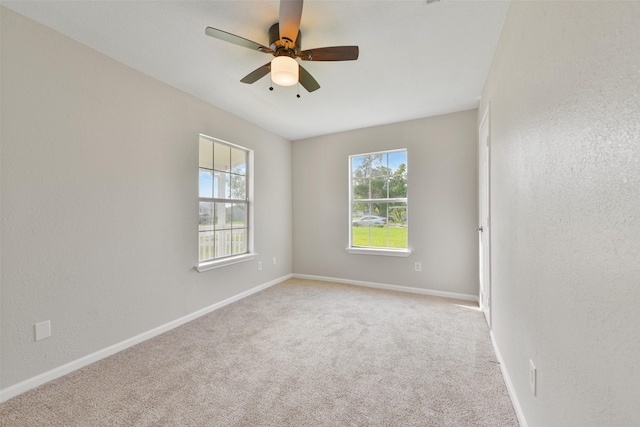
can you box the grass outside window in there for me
[352,226,407,248]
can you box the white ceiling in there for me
[2,0,509,140]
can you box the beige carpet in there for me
[1,278,519,426]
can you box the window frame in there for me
[196,134,256,272]
[347,148,411,257]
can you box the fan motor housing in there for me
[269,23,301,56]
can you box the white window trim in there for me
[197,135,255,271]
[196,252,258,272]
[345,247,411,257]
[347,148,409,256]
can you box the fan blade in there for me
[279,0,303,44]
[298,65,320,92]
[240,63,272,84]
[299,46,359,61]
[205,27,274,54]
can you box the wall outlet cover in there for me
[35,320,51,341]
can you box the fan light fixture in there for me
[205,0,360,93]
[271,56,299,86]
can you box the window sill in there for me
[196,253,257,272]
[345,247,411,257]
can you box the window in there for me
[198,135,254,270]
[348,149,409,256]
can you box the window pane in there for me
[214,202,232,230]
[199,230,215,262]
[389,155,407,198]
[232,228,246,255]
[213,142,231,172]
[370,165,388,181]
[353,154,377,179]
[388,202,407,225]
[231,147,246,176]
[352,202,370,220]
[388,202,407,249]
[215,172,231,198]
[371,153,386,173]
[370,178,387,199]
[199,170,213,198]
[199,138,213,169]
[351,227,369,247]
[199,202,214,230]
[388,151,407,171]
[351,224,370,247]
[229,174,246,200]
[371,202,388,218]
[352,178,369,200]
[388,226,408,249]
[214,230,232,258]
[389,173,407,198]
[351,156,363,174]
[232,203,246,227]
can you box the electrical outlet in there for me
[35,320,51,341]
[273,257,277,265]
[414,262,422,272]
[257,261,262,271]
[529,359,537,396]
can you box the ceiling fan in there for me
[205,0,359,93]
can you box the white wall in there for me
[292,110,479,298]
[479,1,640,426]
[0,8,292,391]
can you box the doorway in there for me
[478,106,492,328]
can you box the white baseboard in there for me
[292,273,478,302]
[490,331,528,427]
[0,274,292,403]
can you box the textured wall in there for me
[1,8,292,389]
[292,110,479,297]
[479,1,640,426]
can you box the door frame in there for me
[478,105,492,328]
